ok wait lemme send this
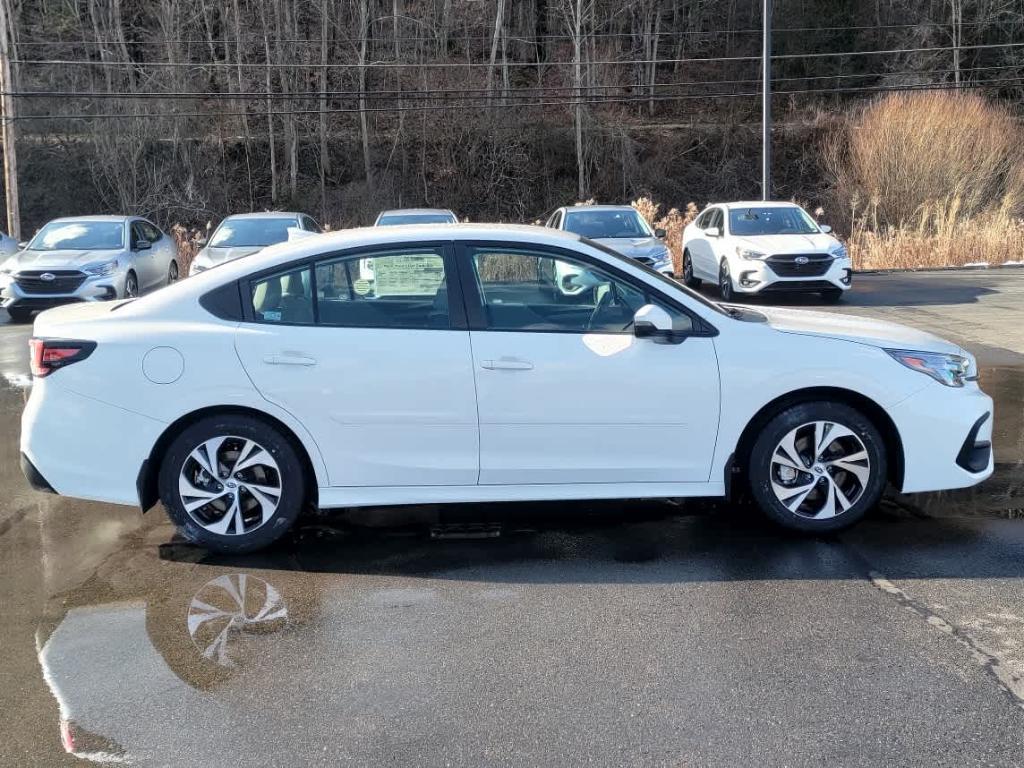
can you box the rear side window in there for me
[251,266,314,324]
[315,248,450,329]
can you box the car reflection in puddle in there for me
[36,567,301,764]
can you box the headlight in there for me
[83,259,119,276]
[885,349,976,388]
[736,246,768,260]
[831,244,849,259]
[651,249,671,264]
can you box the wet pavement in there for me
[2,270,1023,767]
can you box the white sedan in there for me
[20,224,992,552]
[681,201,852,302]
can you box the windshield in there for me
[209,218,296,247]
[29,221,124,251]
[728,207,820,236]
[377,213,456,225]
[563,209,652,239]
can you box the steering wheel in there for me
[587,282,634,332]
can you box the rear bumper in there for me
[890,382,994,493]
[21,378,165,506]
[20,452,56,494]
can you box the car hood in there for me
[196,245,265,266]
[592,236,668,260]
[752,305,964,355]
[5,249,121,269]
[733,233,838,254]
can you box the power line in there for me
[12,40,1024,70]
[14,76,1024,122]
[6,64,1021,102]
[11,19,1012,47]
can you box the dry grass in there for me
[631,197,698,274]
[170,223,208,277]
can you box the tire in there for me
[821,288,844,303]
[747,401,887,533]
[682,250,701,289]
[124,270,139,298]
[718,260,735,302]
[158,414,306,553]
[167,259,179,285]
[6,306,32,323]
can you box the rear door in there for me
[234,242,480,487]
[458,241,721,486]
[689,208,723,280]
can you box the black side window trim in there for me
[454,239,717,336]
[238,240,468,331]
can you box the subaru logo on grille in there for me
[795,256,809,265]
[40,272,56,282]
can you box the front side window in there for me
[141,222,163,242]
[728,206,820,236]
[469,246,690,334]
[29,221,125,251]
[251,266,313,324]
[211,218,297,248]
[316,248,450,329]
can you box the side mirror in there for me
[654,227,667,239]
[705,226,721,238]
[196,236,208,246]
[133,239,152,251]
[819,224,832,234]
[17,241,27,249]
[633,304,686,345]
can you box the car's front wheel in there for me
[718,260,735,302]
[158,414,306,553]
[821,288,844,303]
[682,250,701,289]
[167,259,179,285]
[6,306,32,323]
[747,401,887,532]
[124,270,139,298]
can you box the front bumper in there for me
[731,257,852,294]
[0,269,127,310]
[890,381,994,493]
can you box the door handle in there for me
[263,353,317,366]
[481,358,533,371]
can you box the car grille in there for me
[14,270,87,295]
[766,254,833,278]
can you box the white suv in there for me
[681,201,852,302]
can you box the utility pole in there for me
[0,0,19,240]
[761,0,771,202]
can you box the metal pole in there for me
[0,0,19,241]
[761,0,771,202]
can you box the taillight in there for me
[29,338,97,378]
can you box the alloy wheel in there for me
[187,574,288,667]
[178,436,282,535]
[125,272,138,298]
[168,261,179,284]
[769,420,870,519]
[719,262,733,301]
[683,254,693,282]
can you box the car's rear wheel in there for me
[158,415,306,553]
[682,250,701,289]
[6,306,32,323]
[718,260,735,302]
[747,401,887,532]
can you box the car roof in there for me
[47,215,135,224]
[710,201,804,210]
[220,212,303,221]
[377,208,455,216]
[561,205,637,213]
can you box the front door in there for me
[459,243,721,486]
[234,244,479,487]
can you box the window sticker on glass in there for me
[262,310,282,322]
[370,254,445,296]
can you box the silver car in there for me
[189,212,321,276]
[545,205,673,276]
[0,215,178,323]
[374,208,458,226]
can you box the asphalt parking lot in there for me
[1,269,1023,767]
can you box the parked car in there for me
[374,208,458,226]
[0,215,178,323]
[681,201,852,302]
[21,224,992,553]
[545,205,674,277]
[189,212,321,276]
